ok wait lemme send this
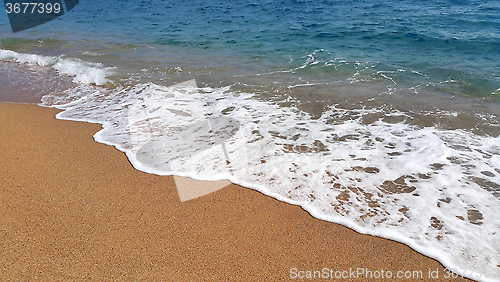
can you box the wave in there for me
[0,49,114,85]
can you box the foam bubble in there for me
[45,79,500,281]
[0,49,113,85]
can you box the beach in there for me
[1,1,499,280]
[0,102,472,281]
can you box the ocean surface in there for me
[1,0,499,280]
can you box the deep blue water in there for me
[1,0,500,100]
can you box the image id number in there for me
[5,2,61,14]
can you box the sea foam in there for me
[43,79,500,282]
[0,49,112,85]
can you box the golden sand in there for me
[0,103,470,281]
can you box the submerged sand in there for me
[0,103,470,281]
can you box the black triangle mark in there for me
[64,0,78,12]
[4,0,79,33]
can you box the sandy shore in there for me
[0,102,470,281]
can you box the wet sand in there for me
[0,102,471,281]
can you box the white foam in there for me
[43,79,500,281]
[0,49,113,85]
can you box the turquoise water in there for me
[1,1,500,281]
[2,0,500,100]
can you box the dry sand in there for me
[0,102,471,281]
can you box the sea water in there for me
[1,1,499,281]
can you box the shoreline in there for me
[0,102,472,281]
